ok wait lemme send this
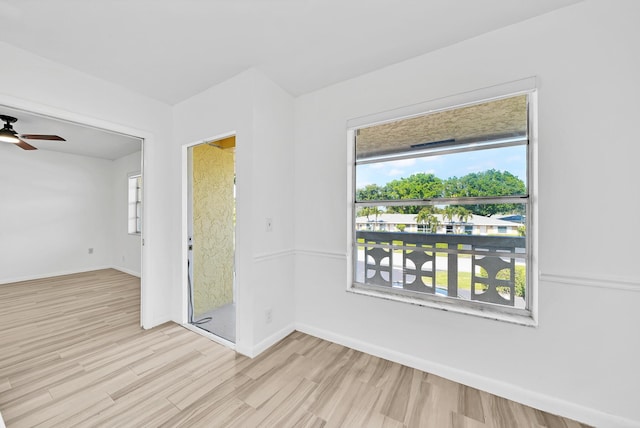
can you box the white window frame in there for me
[346,78,538,326]
[128,172,142,235]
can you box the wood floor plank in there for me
[35,394,115,428]
[238,376,317,427]
[0,269,592,427]
[166,355,244,410]
[459,384,486,423]
[0,389,53,424]
[8,390,111,428]
[380,364,414,422]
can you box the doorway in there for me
[187,135,236,343]
[0,102,148,324]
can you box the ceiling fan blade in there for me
[16,139,38,150]
[20,134,66,141]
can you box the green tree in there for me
[517,225,526,237]
[355,169,526,217]
[358,206,383,230]
[442,206,473,233]
[355,184,386,202]
[357,207,368,219]
[444,170,525,217]
[442,206,472,223]
[385,173,443,214]
[416,206,441,233]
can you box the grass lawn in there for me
[357,239,472,258]
[435,270,472,290]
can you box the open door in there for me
[187,136,236,343]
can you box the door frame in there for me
[0,93,151,327]
[181,131,237,350]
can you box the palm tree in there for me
[458,208,472,223]
[370,206,382,230]
[443,206,472,233]
[358,207,372,221]
[443,206,457,224]
[416,207,440,233]
[359,206,383,230]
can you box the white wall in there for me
[0,42,173,327]
[0,147,115,282]
[112,150,142,276]
[250,72,296,352]
[0,148,142,283]
[173,69,295,356]
[294,1,640,426]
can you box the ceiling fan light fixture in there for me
[0,127,20,143]
[0,114,65,150]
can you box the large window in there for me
[351,90,535,322]
[128,173,142,235]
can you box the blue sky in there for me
[356,145,526,189]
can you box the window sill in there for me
[348,283,537,327]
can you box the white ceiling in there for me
[0,105,141,160]
[0,0,581,159]
[0,0,581,105]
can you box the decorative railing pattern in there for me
[356,231,526,307]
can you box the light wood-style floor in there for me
[0,269,589,427]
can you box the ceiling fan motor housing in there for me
[0,115,19,143]
[0,114,65,149]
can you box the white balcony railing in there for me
[355,231,527,308]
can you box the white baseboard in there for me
[181,323,236,350]
[0,265,114,285]
[295,323,640,428]
[185,323,295,359]
[246,323,296,358]
[143,315,172,330]
[112,266,141,277]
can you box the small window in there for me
[128,173,142,234]
[351,89,534,321]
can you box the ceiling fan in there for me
[0,114,66,150]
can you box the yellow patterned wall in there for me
[192,141,235,317]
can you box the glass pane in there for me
[355,145,527,201]
[353,94,530,310]
[354,204,526,308]
[356,203,526,234]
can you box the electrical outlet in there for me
[88,248,94,254]
[265,217,273,232]
[265,308,273,324]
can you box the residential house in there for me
[356,213,522,235]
